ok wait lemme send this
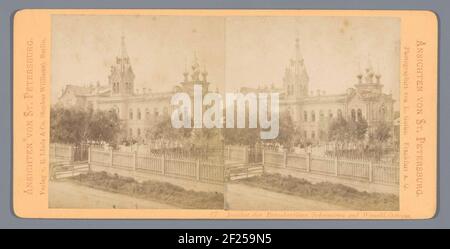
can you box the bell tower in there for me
[109,35,135,96]
[180,53,210,95]
[283,37,309,100]
[355,60,383,96]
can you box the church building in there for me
[57,36,211,142]
[57,36,396,143]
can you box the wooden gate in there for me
[73,144,89,162]
[226,163,263,181]
[247,145,263,163]
[50,161,89,180]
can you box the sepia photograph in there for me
[49,15,400,211]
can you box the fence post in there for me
[133,150,137,173]
[88,146,91,171]
[262,148,265,165]
[283,150,288,168]
[110,148,113,168]
[161,154,165,175]
[53,144,57,159]
[334,157,339,176]
[306,153,311,172]
[196,159,200,181]
[369,162,373,183]
[244,147,249,163]
[69,146,74,162]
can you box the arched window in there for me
[357,109,363,120]
[312,131,316,139]
[380,105,386,121]
[154,108,159,117]
[319,130,326,140]
[129,109,133,120]
[137,128,141,136]
[113,82,119,93]
[319,110,324,120]
[287,85,293,95]
[311,111,316,122]
[351,109,356,121]
[137,108,141,120]
[145,108,150,120]
[328,110,333,119]
[303,111,308,122]
[112,106,119,117]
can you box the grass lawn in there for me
[69,171,224,209]
[237,173,399,211]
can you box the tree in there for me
[51,107,89,145]
[328,116,350,144]
[348,117,368,142]
[50,106,121,145]
[223,127,260,146]
[373,121,391,143]
[222,104,260,146]
[190,127,223,148]
[274,111,296,149]
[87,109,121,144]
[146,114,191,142]
[328,115,368,153]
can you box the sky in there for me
[52,15,226,101]
[52,15,400,105]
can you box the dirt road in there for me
[225,183,349,211]
[49,180,349,211]
[49,180,176,209]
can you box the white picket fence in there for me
[49,143,73,161]
[89,148,224,184]
[226,146,248,162]
[263,150,399,185]
[52,143,398,186]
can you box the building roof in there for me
[60,84,111,99]
[64,85,93,96]
[302,93,347,103]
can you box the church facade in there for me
[56,37,396,143]
[279,38,396,141]
[56,36,211,142]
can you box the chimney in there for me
[201,71,208,82]
[357,74,363,84]
[375,74,381,84]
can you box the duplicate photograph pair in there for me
[13,9,437,219]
